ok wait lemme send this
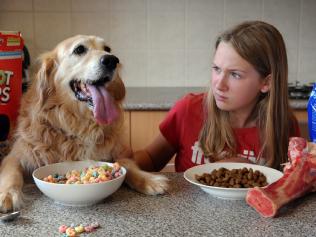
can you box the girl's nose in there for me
[215,73,228,91]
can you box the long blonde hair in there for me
[199,21,296,169]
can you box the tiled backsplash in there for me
[0,0,315,87]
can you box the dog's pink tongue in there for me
[86,84,119,124]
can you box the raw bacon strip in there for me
[246,137,316,217]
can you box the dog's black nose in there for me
[100,55,119,71]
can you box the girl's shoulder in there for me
[167,92,205,121]
[176,92,206,109]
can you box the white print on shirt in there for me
[237,149,266,165]
[191,141,205,164]
[191,141,266,165]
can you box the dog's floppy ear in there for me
[107,75,125,102]
[35,51,57,108]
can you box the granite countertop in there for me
[1,173,315,237]
[123,87,308,111]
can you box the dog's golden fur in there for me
[0,35,168,212]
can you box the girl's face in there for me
[211,42,269,116]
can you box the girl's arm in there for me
[132,132,176,172]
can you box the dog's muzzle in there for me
[70,55,119,102]
[69,54,120,124]
[87,55,120,86]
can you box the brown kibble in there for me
[196,167,268,189]
[259,175,267,182]
[233,184,242,188]
[222,183,229,188]
[247,172,253,180]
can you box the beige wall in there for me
[0,0,315,87]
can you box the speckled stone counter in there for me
[123,87,205,110]
[1,173,315,237]
[123,87,308,111]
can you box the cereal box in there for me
[0,31,24,158]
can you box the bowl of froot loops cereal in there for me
[32,160,126,206]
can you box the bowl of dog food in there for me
[33,160,126,206]
[184,163,283,200]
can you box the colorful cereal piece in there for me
[90,222,100,228]
[75,224,85,233]
[58,225,68,233]
[84,225,95,233]
[65,227,76,237]
[44,163,122,184]
[59,222,101,236]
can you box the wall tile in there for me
[0,12,34,47]
[300,0,316,48]
[110,10,147,50]
[287,47,298,84]
[33,48,50,59]
[186,11,223,50]
[110,0,146,11]
[263,0,300,49]
[148,0,185,11]
[185,50,211,87]
[225,0,262,27]
[148,50,185,87]
[71,12,111,42]
[299,0,316,84]
[34,13,72,50]
[187,0,221,11]
[71,0,110,12]
[115,50,147,87]
[1,0,315,86]
[0,0,32,11]
[299,51,316,84]
[186,0,224,51]
[34,0,71,12]
[149,11,185,50]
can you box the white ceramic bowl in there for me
[184,162,283,200]
[33,160,126,206]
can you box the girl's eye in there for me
[231,72,241,79]
[73,45,87,55]
[212,66,221,74]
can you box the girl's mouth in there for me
[215,93,228,102]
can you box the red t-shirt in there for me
[159,93,301,172]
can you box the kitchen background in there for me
[0,0,315,88]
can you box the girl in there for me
[132,21,300,172]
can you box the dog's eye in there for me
[73,45,87,55]
[104,46,111,53]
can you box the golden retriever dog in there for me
[0,35,168,213]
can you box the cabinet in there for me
[130,111,167,151]
[123,110,175,172]
[294,110,308,139]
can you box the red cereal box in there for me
[0,31,24,157]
